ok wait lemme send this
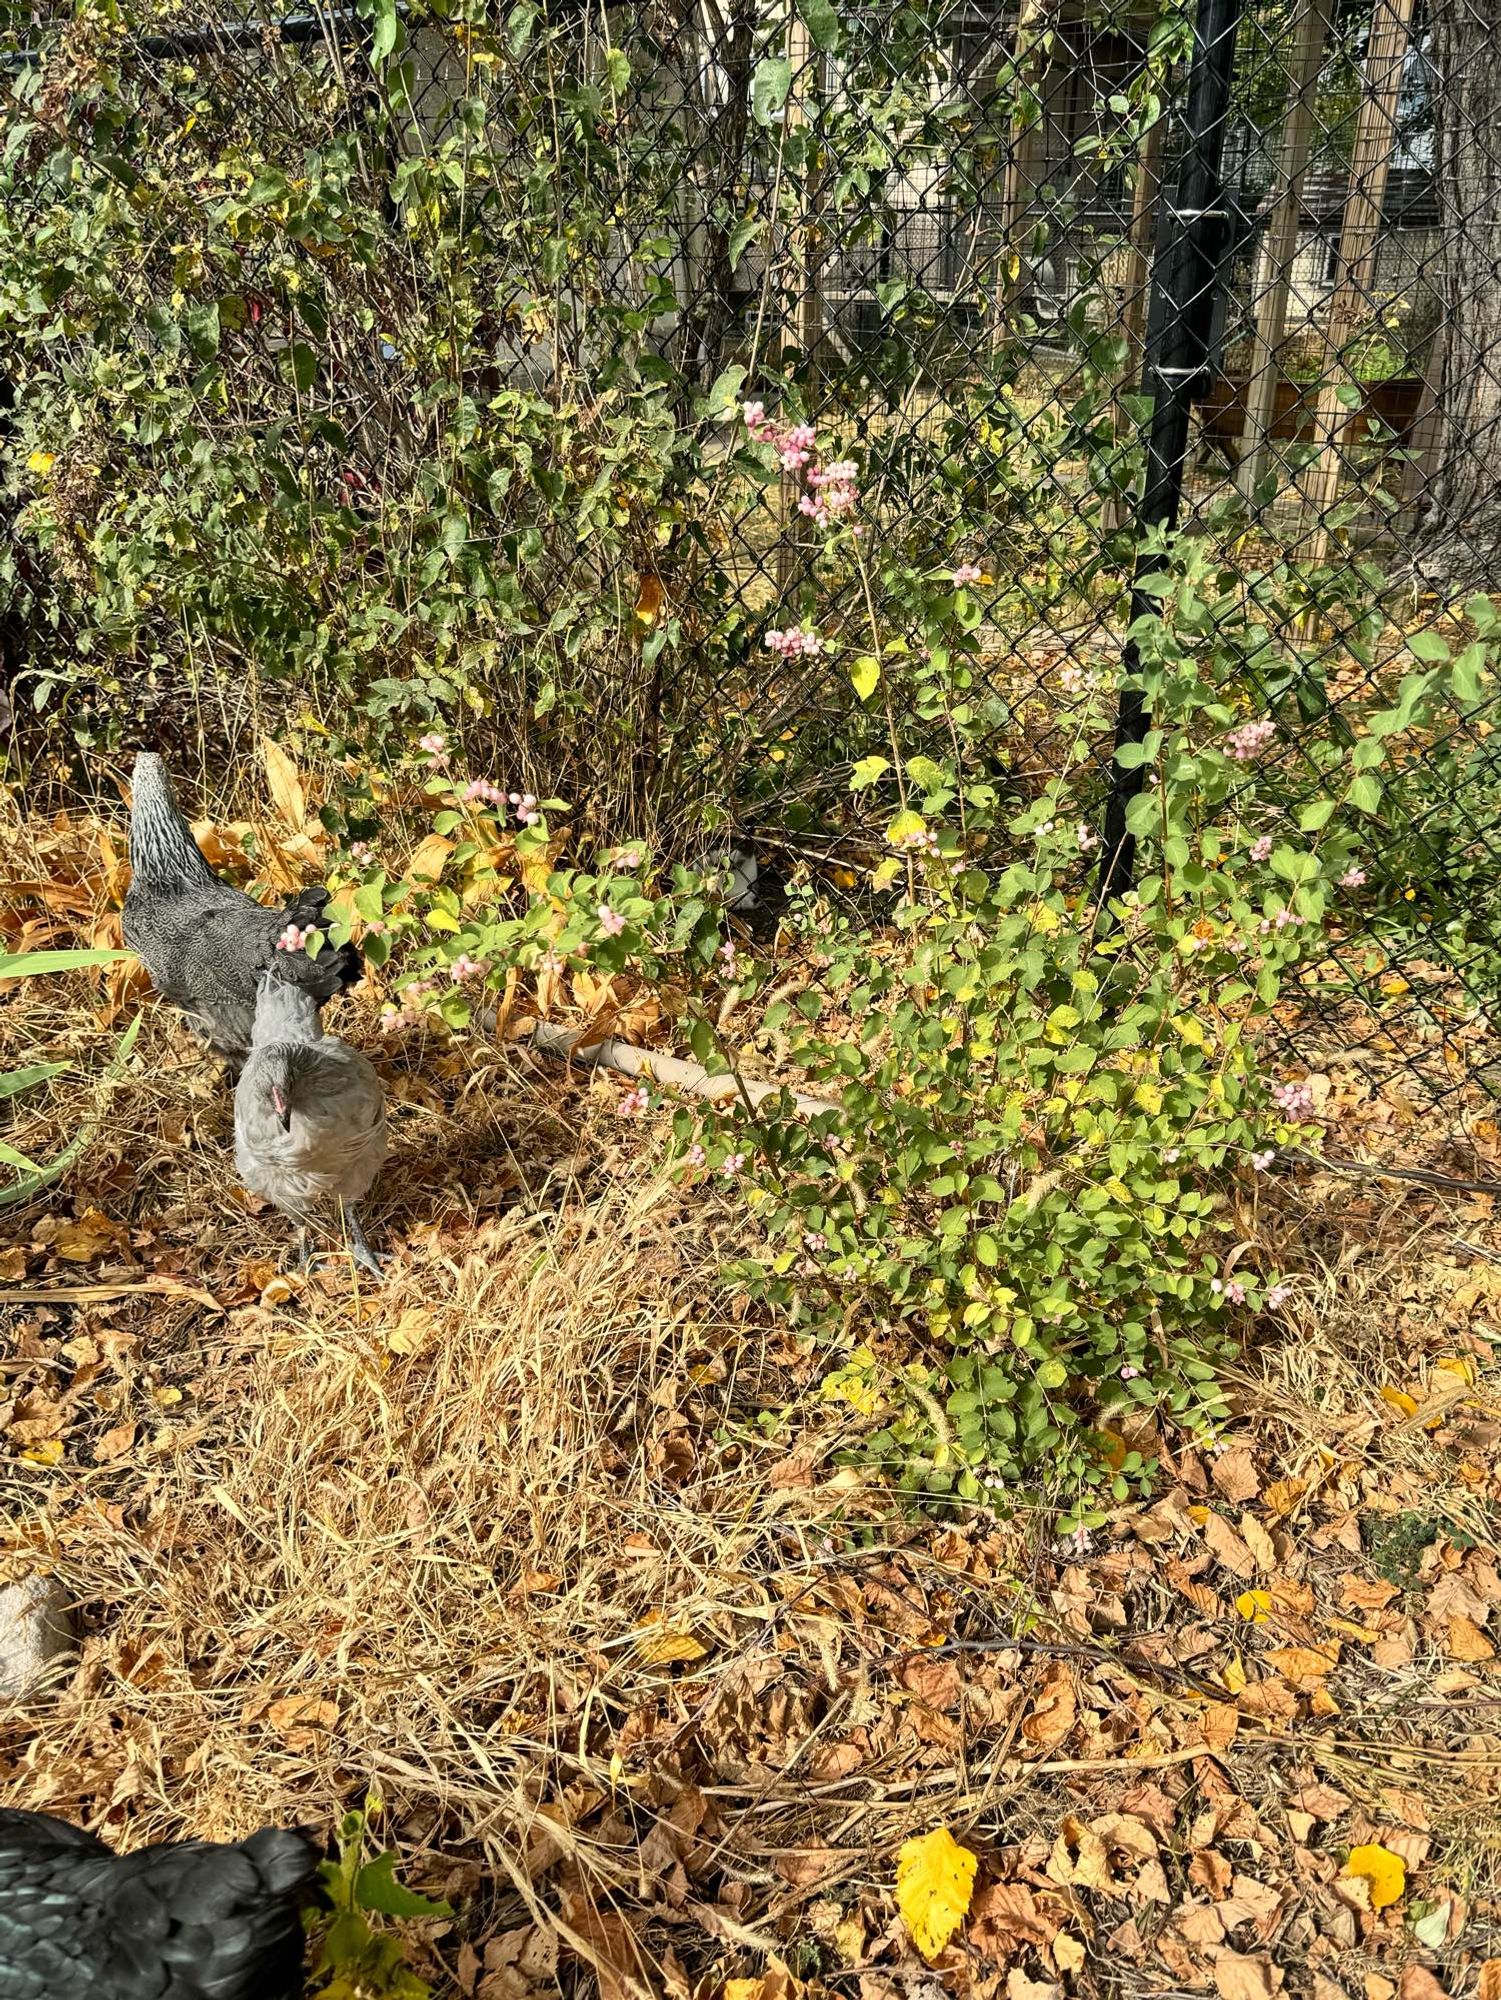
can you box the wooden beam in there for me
[1234,0,1333,499]
[1300,0,1417,562]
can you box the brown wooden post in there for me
[1301,0,1417,564]
[1120,109,1168,380]
[1235,0,1333,499]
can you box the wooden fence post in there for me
[1300,0,1417,565]
[1235,0,1333,499]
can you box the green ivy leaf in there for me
[1298,800,1336,831]
[1407,630,1451,664]
[799,0,841,50]
[368,0,401,63]
[354,1852,453,1920]
[850,756,889,789]
[727,216,762,273]
[1349,772,1383,814]
[751,55,792,125]
[701,363,747,420]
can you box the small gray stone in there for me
[0,1575,76,1699]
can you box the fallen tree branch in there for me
[524,1019,838,1119]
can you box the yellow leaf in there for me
[1221,1652,1248,1694]
[1436,1354,1477,1385]
[1342,1843,1405,1911]
[261,736,307,830]
[27,450,55,475]
[1381,1386,1420,1417]
[18,1439,64,1466]
[896,1826,978,1962]
[406,833,454,884]
[1235,1589,1272,1625]
[386,1308,434,1356]
[634,1613,709,1665]
[634,573,664,625]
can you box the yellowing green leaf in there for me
[886,808,925,847]
[896,1826,977,1962]
[26,450,55,475]
[851,655,880,702]
[1235,1588,1272,1625]
[1342,1843,1405,1910]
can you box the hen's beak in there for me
[271,1085,291,1131]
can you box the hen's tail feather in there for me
[277,886,365,1001]
[127,751,217,889]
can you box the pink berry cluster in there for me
[276,923,311,953]
[764,626,823,660]
[1209,1276,1248,1306]
[1076,822,1101,853]
[612,848,642,872]
[448,952,488,985]
[1250,834,1273,862]
[800,460,859,528]
[741,401,861,530]
[951,562,983,587]
[1339,864,1367,888]
[596,904,627,938]
[1249,1147,1276,1172]
[418,731,449,768]
[381,978,438,1032]
[719,938,739,978]
[616,1085,650,1119]
[463,778,506,808]
[349,839,377,869]
[1271,1078,1315,1121]
[896,825,942,858]
[1225,719,1276,762]
[1265,1282,1292,1310]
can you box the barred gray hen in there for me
[235,970,389,1277]
[122,750,362,1069]
[0,1807,317,2000]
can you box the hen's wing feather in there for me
[0,1811,316,2000]
[125,878,363,1063]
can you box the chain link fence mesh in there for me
[2,0,1498,1140]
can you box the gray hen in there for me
[235,971,388,1277]
[122,750,362,1069]
[0,1806,318,2000]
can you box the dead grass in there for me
[6,817,1501,1995]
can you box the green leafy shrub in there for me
[308,1802,451,2000]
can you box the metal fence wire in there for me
[1,0,1499,1137]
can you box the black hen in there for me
[122,750,363,1069]
[0,1807,318,2000]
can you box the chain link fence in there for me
[2,0,1498,1138]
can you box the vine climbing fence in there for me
[1,0,1499,1140]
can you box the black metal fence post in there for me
[1098,0,1247,904]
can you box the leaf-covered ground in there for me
[3,801,1501,2000]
